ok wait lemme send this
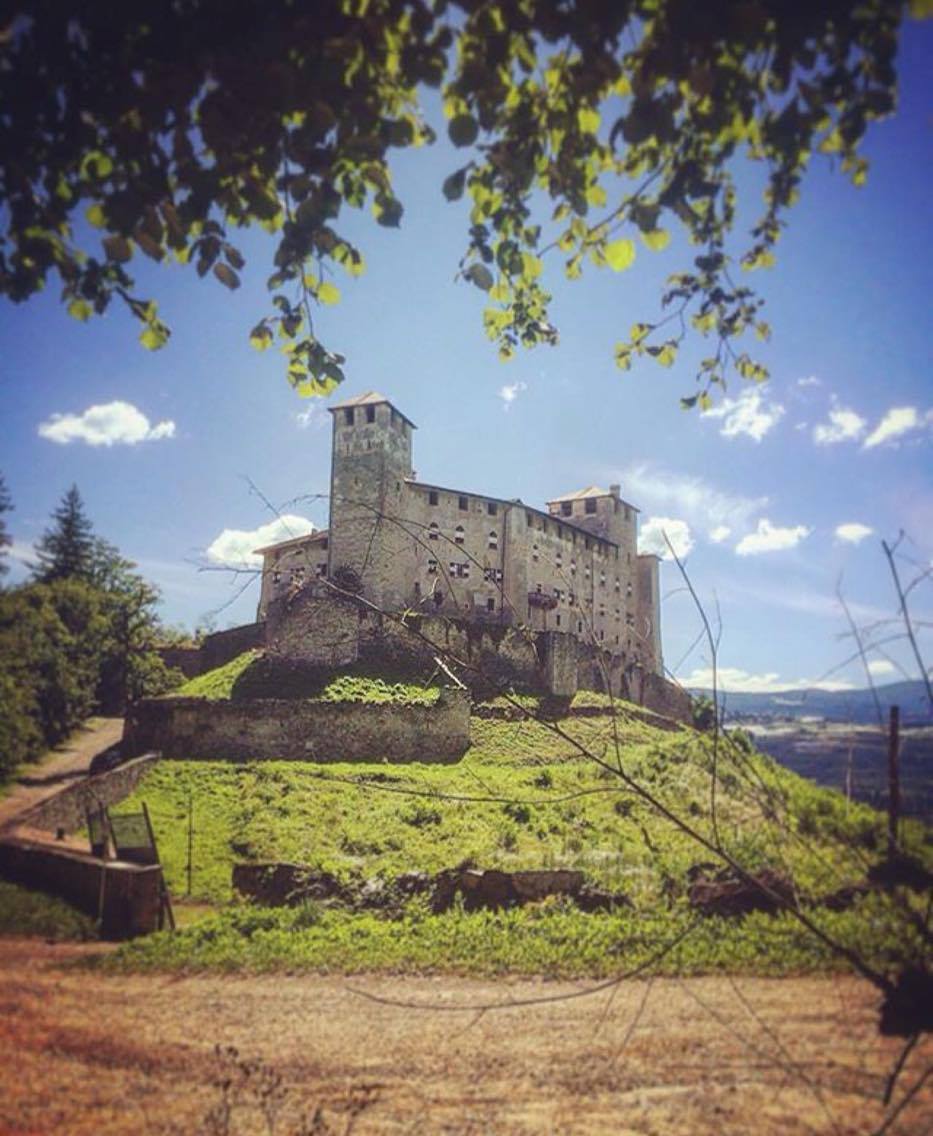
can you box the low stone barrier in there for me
[123,688,471,763]
[11,754,160,837]
[0,834,164,938]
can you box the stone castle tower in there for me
[326,393,416,611]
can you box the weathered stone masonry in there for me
[124,688,472,764]
[253,391,672,702]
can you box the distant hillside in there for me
[689,679,932,725]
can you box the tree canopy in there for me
[0,1,924,405]
[33,484,96,583]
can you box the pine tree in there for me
[0,473,12,579]
[33,484,96,582]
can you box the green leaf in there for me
[102,235,132,263]
[448,114,478,147]
[317,281,341,305]
[640,229,670,252]
[656,344,676,368]
[249,322,273,351]
[67,298,92,322]
[614,344,632,371]
[79,151,114,180]
[577,107,600,134]
[86,204,106,229]
[465,263,494,291]
[373,197,403,227]
[442,169,467,201]
[139,323,170,351]
[213,263,240,290]
[604,239,636,272]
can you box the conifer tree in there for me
[0,473,12,579]
[33,485,96,583]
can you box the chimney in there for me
[609,484,621,499]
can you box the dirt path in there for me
[0,940,929,1135]
[0,717,123,834]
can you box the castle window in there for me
[454,525,465,545]
[483,567,503,583]
[555,551,562,568]
[599,629,604,640]
[429,522,439,541]
[321,538,328,550]
[414,581,421,596]
[458,496,468,511]
[316,563,327,577]
[585,538,591,550]
[570,559,576,574]
[449,562,470,578]
[427,558,438,574]
[577,620,583,634]
[556,614,561,626]
[272,570,282,586]
[624,504,631,521]
[525,511,533,526]
[626,613,635,627]
[366,405,376,423]
[554,587,564,602]
[569,592,575,606]
[488,530,498,550]
[429,490,439,506]
[290,566,305,584]
[600,573,606,586]
[487,501,497,516]
[344,408,354,426]
[585,498,597,514]
[561,501,572,517]
[535,583,543,593]
[626,581,633,597]
[585,565,591,578]
[532,544,539,562]
[486,597,495,612]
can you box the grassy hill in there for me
[101,655,931,979]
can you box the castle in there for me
[254,392,665,694]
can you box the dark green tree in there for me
[1,2,926,405]
[0,473,12,579]
[33,484,96,583]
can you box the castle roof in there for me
[547,485,611,503]
[328,391,416,428]
[253,528,328,555]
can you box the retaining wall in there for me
[123,688,472,763]
[0,835,164,938]
[12,755,160,837]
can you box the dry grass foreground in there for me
[0,940,930,1135]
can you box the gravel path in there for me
[0,717,123,833]
[0,939,929,1135]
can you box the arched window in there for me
[454,525,465,545]
[488,530,498,550]
[428,521,439,541]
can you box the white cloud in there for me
[797,376,821,389]
[835,522,873,545]
[709,525,731,543]
[702,389,784,442]
[498,381,527,411]
[735,518,810,556]
[206,515,316,568]
[867,659,895,678]
[617,463,767,537]
[812,404,866,445]
[680,666,853,693]
[38,400,176,446]
[295,404,327,430]
[638,516,694,560]
[863,405,930,449]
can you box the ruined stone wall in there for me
[201,622,266,672]
[123,688,471,764]
[624,666,691,724]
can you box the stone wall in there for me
[11,755,160,837]
[0,834,164,938]
[625,667,693,725]
[201,622,266,671]
[123,688,471,764]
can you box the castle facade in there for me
[256,392,663,677]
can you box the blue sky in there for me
[2,22,931,693]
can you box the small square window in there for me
[561,501,572,517]
[429,491,439,506]
[428,559,438,574]
[343,408,354,426]
[459,496,468,511]
[486,597,495,612]
[366,405,376,423]
[487,501,497,516]
[585,498,597,514]
[556,614,561,627]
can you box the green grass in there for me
[0,881,98,940]
[172,653,439,705]
[100,890,922,978]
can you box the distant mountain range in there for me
[688,679,932,726]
